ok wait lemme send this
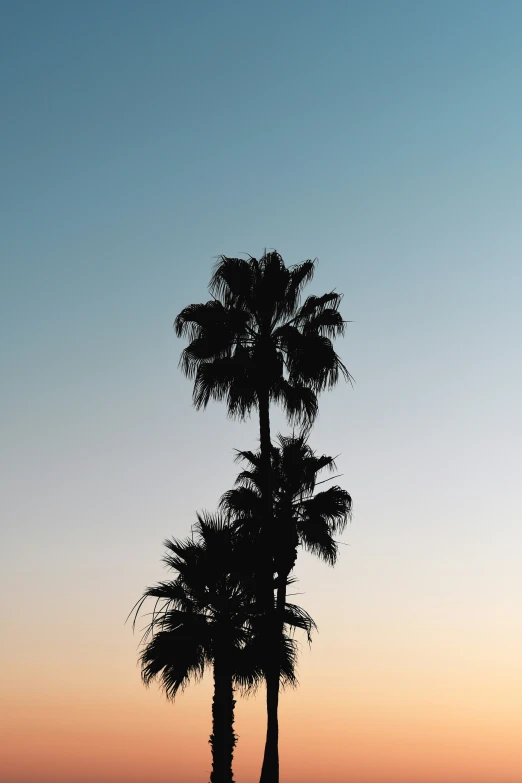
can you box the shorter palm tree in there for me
[130,512,315,783]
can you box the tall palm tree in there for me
[131,513,315,783]
[174,251,350,783]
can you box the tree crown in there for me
[174,252,352,422]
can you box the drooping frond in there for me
[278,635,299,689]
[297,518,339,566]
[232,639,266,694]
[139,618,210,699]
[287,332,352,391]
[284,603,317,642]
[233,448,262,468]
[175,301,252,380]
[220,486,263,520]
[300,485,352,533]
[139,581,194,613]
[255,252,291,327]
[295,292,343,322]
[305,452,338,476]
[127,580,191,633]
[302,308,346,339]
[278,260,316,320]
[174,300,244,341]
[209,257,254,309]
[275,434,334,495]
[232,469,261,493]
[180,335,229,380]
[162,537,202,579]
[193,353,257,417]
[272,378,318,424]
[174,301,220,341]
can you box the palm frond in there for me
[220,486,263,519]
[193,354,257,416]
[140,623,209,699]
[302,308,346,339]
[287,332,352,391]
[174,300,227,340]
[232,469,262,492]
[272,378,318,424]
[180,336,230,379]
[258,252,290,321]
[297,519,339,566]
[209,257,254,309]
[193,509,230,539]
[279,636,299,688]
[233,449,262,468]
[295,292,343,321]
[300,486,352,533]
[232,641,266,694]
[284,602,317,642]
[140,580,192,607]
[281,260,316,317]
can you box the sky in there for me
[1,1,522,781]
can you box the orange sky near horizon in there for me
[3,594,521,783]
[3,467,521,783]
[3,671,521,783]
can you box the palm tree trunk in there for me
[260,665,279,783]
[260,571,289,783]
[210,657,236,783]
[257,385,279,783]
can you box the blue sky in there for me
[3,0,521,581]
[1,4,522,778]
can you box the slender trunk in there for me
[260,572,289,783]
[260,665,279,783]
[210,656,236,783]
[257,386,279,783]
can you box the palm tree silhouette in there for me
[222,432,352,697]
[174,251,350,783]
[131,512,315,783]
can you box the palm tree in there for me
[174,251,350,783]
[222,432,352,691]
[131,513,315,783]
[223,431,352,590]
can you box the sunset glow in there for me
[2,1,522,781]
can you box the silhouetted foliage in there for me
[131,513,315,783]
[174,252,351,422]
[223,432,352,580]
[174,251,350,783]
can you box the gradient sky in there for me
[2,1,522,782]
